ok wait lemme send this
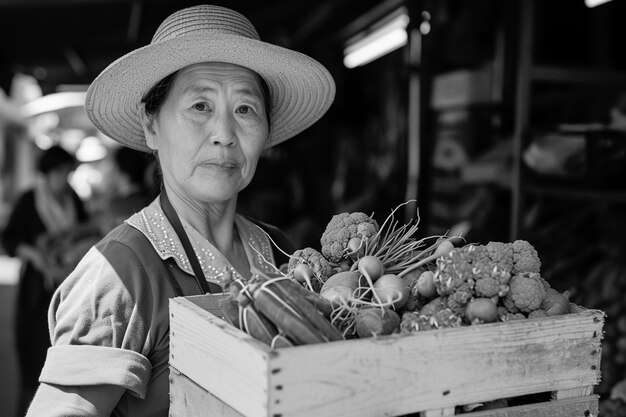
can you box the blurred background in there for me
[1,0,626,415]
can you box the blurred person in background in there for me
[25,4,334,416]
[1,144,90,417]
[98,146,154,233]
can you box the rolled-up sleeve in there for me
[41,245,156,399]
[40,345,151,398]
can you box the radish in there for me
[293,263,316,292]
[357,255,385,304]
[372,274,410,309]
[416,270,438,298]
[347,237,365,260]
[357,255,384,281]
[466,298,498,323]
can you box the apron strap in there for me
[159,189,222,294]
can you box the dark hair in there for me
[141,69,273,127]
[114,146,151,187]
[38,145,76,174]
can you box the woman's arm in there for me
[27,245,155,415]
[27,383,125,417]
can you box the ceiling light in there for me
[585,0,613,7]
[343,8,410,69]
[20,91,86,118]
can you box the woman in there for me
[26,4,334,417]
[1,145,89,417]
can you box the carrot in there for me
[240,304,280,346]
[278,276,333,317]
[252,286,326,345]
[271,278,344,341]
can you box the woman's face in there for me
[143,62,270,204]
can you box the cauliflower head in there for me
[503,272,547,313]
[320,212,379,263]
[471,242,513,298]
[511,240,541,274]
[287,247,333,292]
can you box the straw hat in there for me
[85,5,336,152]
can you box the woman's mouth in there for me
[200,159,240,174]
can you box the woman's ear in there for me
[139,108,159,151]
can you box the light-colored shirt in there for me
[26,198,277,417]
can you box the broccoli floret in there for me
[503,272,546,313]
[511,240,541,274]
[287,247,333,292]
[320,212,379,263]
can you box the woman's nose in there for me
[210,111,237,146]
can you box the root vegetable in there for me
[347,237,365,260]
[355,307,401,338]
[293,263,317,292]
[271,278,343,341]
[240,305,279,345]
[416,270,438,298]
[541,288,571,316]
[373,274,410,309]
[320,271,360,307]
[252,287,326,345]
[357,255,384,281]
[357,255,385,304]
[465,298,498,324]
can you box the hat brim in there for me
[85,33,335,152]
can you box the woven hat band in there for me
[152,5,260,43]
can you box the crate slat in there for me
[459,394,599,417]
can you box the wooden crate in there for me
[169,295,604,417]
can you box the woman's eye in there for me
[192,102,210,112]
[236,104,254,115]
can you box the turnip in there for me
[320,271,360,307]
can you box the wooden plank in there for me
[181,293,227,318]
[169,297,272,417]
[461,394,599,417]
[421,407,456,416]
[170,367,245,417]
[552,385,594,400]
[264,310,603,417]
